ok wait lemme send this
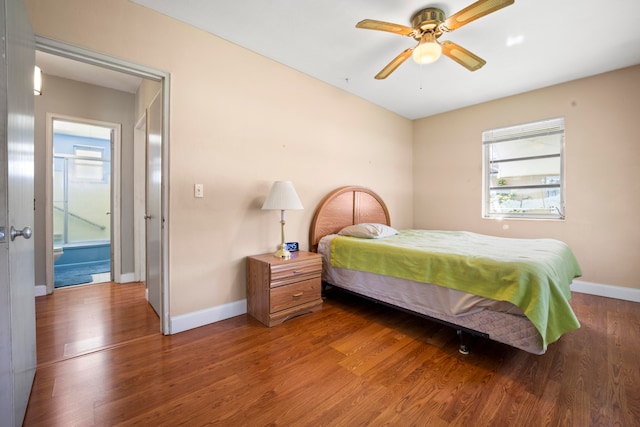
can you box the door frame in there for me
[133,113,146,283]
[45,114,121,291]
[36,36,171,334]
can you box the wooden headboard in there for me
[309,186,391,252]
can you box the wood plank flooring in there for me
[24,282,640,426]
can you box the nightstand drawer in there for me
[270,259,322,287]
[270,277,320,313]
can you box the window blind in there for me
[483,117,565,144]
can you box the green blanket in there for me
[331,230,582,350]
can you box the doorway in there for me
[52,119,116,288]
[36,36,171,333]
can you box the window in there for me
[72,145,106,182]
[482,117,565,220]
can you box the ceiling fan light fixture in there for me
[412,32,442,64]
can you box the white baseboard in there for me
[34,279,633,330]
[34,271,138,298]
[169,299,247,334]
[34,284,47,297]
[572,280,640,303]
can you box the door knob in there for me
[10,226,32,241]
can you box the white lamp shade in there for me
[262,181,303,210]
[412,33,442,64]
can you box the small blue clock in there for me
[285,242,299,252]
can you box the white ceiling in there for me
[129,0,640,120]
[36,51,143,94]
[39,1,640,120]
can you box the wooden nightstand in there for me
[246,251,323,327]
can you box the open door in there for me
[145,93,162,318]
[0,0,37,424]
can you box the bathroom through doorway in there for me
[52,119,116,288]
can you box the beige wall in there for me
[414,65,640,290]
[26,0,414,316]
[33,74,136,286]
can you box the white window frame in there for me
[482,117,565,220]
[72,144,107,182]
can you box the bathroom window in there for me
[72,145,106,182]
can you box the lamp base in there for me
[273,244,291,259]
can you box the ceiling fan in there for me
[356,0,515,79]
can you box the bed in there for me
[309,186,581,355]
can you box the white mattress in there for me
[318,235,545,354]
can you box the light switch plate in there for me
[194,183,204,198]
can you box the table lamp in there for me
[262,181,303,259]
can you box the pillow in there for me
[338,223,398,239]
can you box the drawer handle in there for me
[292,292,303,298]
[292,270,304,275]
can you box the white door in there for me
[145,93,162,319]
[0,0,37,424]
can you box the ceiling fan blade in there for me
[356,19,414,36]
[375,48,413,79]
[441,41,486,71]
[442,0,514,32]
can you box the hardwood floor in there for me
[34,282,160,367]
[24,283,639,426]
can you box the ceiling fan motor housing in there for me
[411,7,445,37]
